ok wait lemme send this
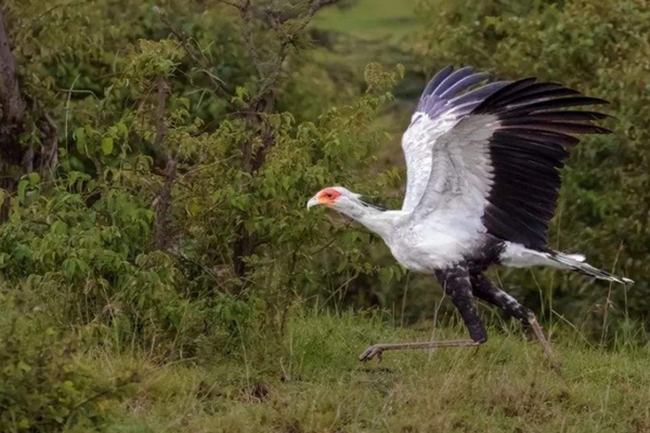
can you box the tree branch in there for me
[35,100,58,179]
[152,77,177,251]
[226,0,339,281]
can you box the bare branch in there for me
[153,76,171,150]
[39,110,59,178]
[152,77,177,251]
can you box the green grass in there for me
[314,0,417,41]
[89,312,650,433]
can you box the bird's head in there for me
[307,186,389,237]
[307,186,362,212]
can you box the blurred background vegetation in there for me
[0,0,648,431]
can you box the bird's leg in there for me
[359,339,479,362]
[360,266,486,362]
[470,273,559,368]
[526,313,555,362]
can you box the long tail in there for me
[549,251,634,285]
[500,243,633,285]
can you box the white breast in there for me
[386,214,486,272]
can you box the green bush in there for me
[0,294,135,433]
[0,0,404,358]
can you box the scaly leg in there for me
[360,266,487,362]
[359,339,479,361]
[470,273,560,368]
[527,313,556,363]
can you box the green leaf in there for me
[116,121,128,137]
[27,172,40,186]
[378,267,393,287]
[101,137,114,155]
[17,179,28,202]
[73,127,87,155]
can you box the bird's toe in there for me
[358,345,383,362]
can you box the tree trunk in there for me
[0,7,26,165]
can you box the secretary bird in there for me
[307,65,633,365]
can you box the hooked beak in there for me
[306,196,320,209]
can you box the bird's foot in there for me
[359,344,384,362]
[527,313,563,373]
[358,339,480,362]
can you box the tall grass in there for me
[78,310,650,433]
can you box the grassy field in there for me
[90,313,650,433]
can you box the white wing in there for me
[403,66,610,250]
[410,114,497,237]
[401,66,505,212]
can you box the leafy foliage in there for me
[0,0,403,357]
[0,294,134,433]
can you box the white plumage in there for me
[307,65,632,363]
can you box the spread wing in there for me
[401,66,509,212]
[402,66,609,250]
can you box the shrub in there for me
[0,294,134,433]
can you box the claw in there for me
[358,339,480,362]
[359,344,383,362]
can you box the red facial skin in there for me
[317,188,341,206]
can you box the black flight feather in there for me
[472,77,610,250]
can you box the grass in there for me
[89,312,650,433]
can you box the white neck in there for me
[336,199,398,240]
